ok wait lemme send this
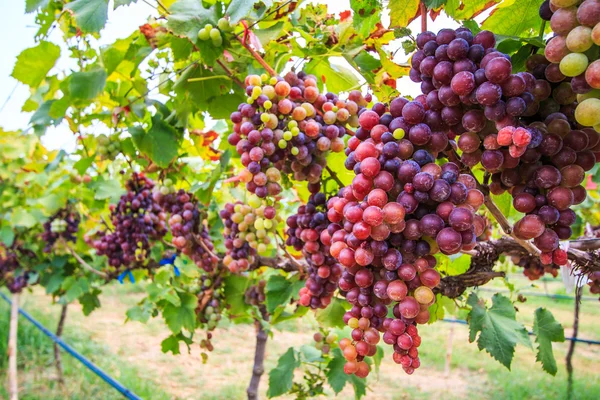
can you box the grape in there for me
[575,98,600,126]
[585,60,600,88]
[550,7,579,36]
[566,26,594,52]
[514,215,546,240]
[42,208,80,253]
[559,53,589,77]
[485,57,512,83]
[577,0,600,27]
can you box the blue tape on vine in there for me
[117,270,135,284]
[159,254,179,276]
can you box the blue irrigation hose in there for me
[442,318,600,345]
[0,292,142,400]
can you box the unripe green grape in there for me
[326,333,338,344]
[257,243,267,253]
[212,36,223,47]
[269,77,277,85]
[283,131,293,141]
[204,24,213,31]
[251,86,262,98]
[262,85,275,99]
[559,53,589,77]
[209,28,221,40]
[291,127,300,136]
[278,139,287,149]
[263,100,272,109]
[254,218,264,230]
[164,178,173,187]
[256,229,267,239]
[393,128,405,139]
[263,219,273,229]
[288,120,298,128]
[575,98,600,126]
[217,17,231,32]
[261,74,269,82]
[248,194,261,209]
[260,113,270,123]
[291,146,299,155]
[577,89,600,102]
[198,28,210,41]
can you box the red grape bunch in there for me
[286,192,342,309]
[41,208,80,253]
[153,180,219,272]
[0,245,34,293]
[220,196,280,273]
[511,254,560,280]
[228,71,367,197]
[93,173,168,271]
[245,280,269,320]
[539,0,600,129]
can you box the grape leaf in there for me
[533,308,565,376]
[265,274,296,314]
[299,345,323,363]
[10,208,38,228]
[445,0,500,21]
[126,302,153,323]
[65,0,109,33]
[90,178,125,202]
[481,0,543,37]
[114,0,137,8]
[69,68,107,100]
[388,0,420,29]
[130,115,180,168]
[267,347,299,398]
[467,293,532,369]
[350,375,367,399]
[161,333,193,355]
[325,348,350,394]
[79,289,102,315]
[424,0,447,8]
[0,226,15,247]
[227,0,260,24]
[73,156,95,175]
[26,0,49,13]
[223,274,250,317]
[315,297,347,329]
[167,0,219,41]
[304,59,360,94]
[351,0,382,37]
[163,292,197,333]
[11,41,60,88]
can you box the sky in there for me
[0,1,462,151]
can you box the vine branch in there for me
[66,244,109,279]
[247,320,268,400]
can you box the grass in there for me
[0,280,599,400]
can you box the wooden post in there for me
[8,292,19,400]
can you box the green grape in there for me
[204,24,213,31]
[566,26,593,53]
[559,52,589,77]
[257,243,267,253]
[198,28,210,41]
[248,194,262,209]
[575,98,600,126]
[393,128,405,139]
[209,28,221,40]
[283,131,293,141]
[577,89,600,102]
[217,18,231,32]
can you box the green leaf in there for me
[192,151,231,205]
[79,289,102,315]
[265,274,295,314]
[299,345,323,362]
[467,293,531,369]
[481,0,543,37]
[130,115,179,168]
[305,59,359,94]
[533,308,565,376]
[349,374,367,399]
[167,0,219,40]
[445,254,471,276]
[90,178,125,202]
[30,100,62,128]
[267,347,299,398]
[388,0,420,28]
[11,41,60,88]
[126,302,153,323]
[161,332,193,354]
[73,156,95,175]
[10,208,38,228]
[62,277,90,303]
[114,0,137,8]
[70,68,107,100]
[491,191,514,218]
[424,0,447,8]
[65,0,109,33]
[315,297,347,329]
[351,0,382,37]
[445,0,500,20]
[223,274,249,317]
[163,292,197,333]
[227,0,260,24]
[0,226,15,247]
[326,348,349,394]
[373,345,384,375]
[26,0,49,13]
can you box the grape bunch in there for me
[511,254,560,280]
[153,180,219,272]
[312,330,338,355]
[229,71,367,197]
[195,274,224,332]
[540,0,600,129]
[93,173,168,270]
[220,197,280,273]
[96,134,121,160]
[0,246,32,293]
[245,280,269,320]
[588,271,600,300]
[41,208,80,253]
[324,99,487,376]
[197,18,232,47]
[286,193,342,309]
